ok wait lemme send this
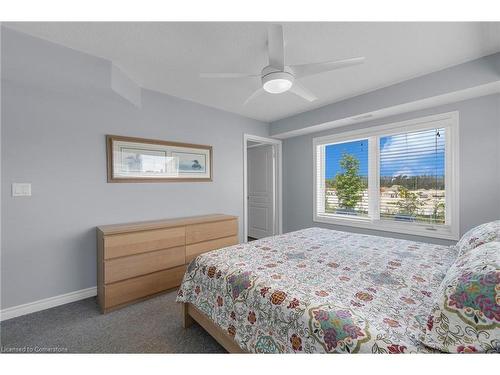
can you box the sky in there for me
[325,139,368,178]
[325,128,445,179]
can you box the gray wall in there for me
[1,29,269,309]
[283,94,500,246]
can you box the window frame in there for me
[313,111,459,240]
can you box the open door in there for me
[244,134,282,243]
[247,144,275,239]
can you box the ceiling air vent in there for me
[351,113,374,121]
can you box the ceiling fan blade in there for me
[244,87,265,105]
[200,73,259,78]
[290,56,365,78]
[268,24,285,70]
[289,82,317,102]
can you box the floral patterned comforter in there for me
[176,227,458,353]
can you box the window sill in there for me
[313,214,459,241]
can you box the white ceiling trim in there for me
[272,81,500,139]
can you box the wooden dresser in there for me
[97,214,238,313]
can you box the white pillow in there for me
[455,220,500,256]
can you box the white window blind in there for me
[315,144,325,215]
[379,128,446,225]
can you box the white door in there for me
[247,144,275,239]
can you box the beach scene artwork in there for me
[108,135,212,181]
[121,148,168,174]
[172,152,207,173]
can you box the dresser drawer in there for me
[186,235,239,263]
[104,246,185,284]
[104,265,187,308]
[186,219,237,244]
[104,226,185,259]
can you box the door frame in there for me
[243,134,283,242]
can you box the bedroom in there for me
[1,0,499,373]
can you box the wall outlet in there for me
[12,183,32,197]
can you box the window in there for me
[379,128,445,225]
[313,112,459,240]
[324,139,369,217]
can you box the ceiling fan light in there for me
[262,71,294,94]
[263,78,292,94]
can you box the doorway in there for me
[243,134,282,243]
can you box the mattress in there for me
[176,227,458,353]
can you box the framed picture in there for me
[106,135,212,182]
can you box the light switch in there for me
[12,183,32,197]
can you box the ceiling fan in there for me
[200,24,365,105]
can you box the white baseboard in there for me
[0,287,97,322]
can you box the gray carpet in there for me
[0,290,226,353]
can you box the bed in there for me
[176,227,458,353]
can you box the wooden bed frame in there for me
[182,302,246,353]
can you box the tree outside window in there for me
[335,153,365,214]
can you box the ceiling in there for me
[5,22,500,122]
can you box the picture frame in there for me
[106,135,212,182]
